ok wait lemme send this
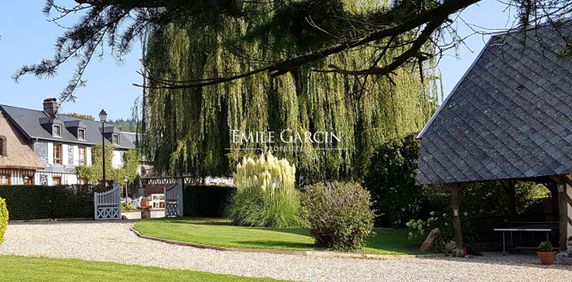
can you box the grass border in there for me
[130,227,442,260]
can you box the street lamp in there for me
[99,109,107,191]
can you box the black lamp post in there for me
[99,109,107,190]
[123,175,129,200]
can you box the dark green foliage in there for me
[183,185,236,217]
[538,241,553,252]
[111,118,139,132]
[364,133,423,226]
[0,197,8,245]
[77,147,139,185]
[409,181,552,250]
[301,182,374,251]
[460,181,550,243]
[406,214,452,253]
[0,185,95,220]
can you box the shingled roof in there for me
[0,104,135,150]
[416,23,572,185]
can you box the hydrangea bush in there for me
[406,212,453,252]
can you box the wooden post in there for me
[550,175,571,251]
[557,183,567,250]
[502,180,517,220]
[450,183,464,256]
[545,182,560,222]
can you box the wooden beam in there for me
[450,183,465,256]
[548,175,569,250]
[558,184,568,250]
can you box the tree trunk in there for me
[450,183,464,256]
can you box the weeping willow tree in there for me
[141,0,438,181]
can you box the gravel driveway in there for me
[1,221,570,281]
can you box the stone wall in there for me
[33,141,49,165]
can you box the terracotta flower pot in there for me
[537,251,556,265]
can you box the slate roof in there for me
[0,104,135,150]
[0,112,44,169]
[416,22,572,185]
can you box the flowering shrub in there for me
[0,197,8,245]
[301,182,374,251]
[226,152,305,227]
[406,211,453,252]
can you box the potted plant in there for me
[537,241,556,265]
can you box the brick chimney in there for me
[43,97,59,117]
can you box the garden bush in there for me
[226,152,305,228]
[364,133,424,226]
[0,185,95,220]
[407,212,452,252]
[0,197,8,245]
[301,182,374,251]
[183,185,236,217]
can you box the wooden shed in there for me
[416,22,572,254]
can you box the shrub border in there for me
[130,227,441,260]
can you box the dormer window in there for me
[112,134,119,145]
[78,128,86,140]
[53,124,62,137]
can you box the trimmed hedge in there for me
[183,185,236,217]
[0,185,96,220]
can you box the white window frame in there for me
[53,143,63,165]
[78,128,86,140]
[78,145,87,165]
[53,124,62,137]
[112,134,119,145]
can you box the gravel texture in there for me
[1,221,571,281]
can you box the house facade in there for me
[0,111,44,185]
[0,98,136,186]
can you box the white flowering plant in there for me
[406,211,453,252]
[226,151,306,228]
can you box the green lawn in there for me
[133,218,423,255]
[0,256,279,282]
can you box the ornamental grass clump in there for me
[226,152,305,228]
[301,182,375,251]
[0,197,8,246]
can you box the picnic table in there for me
[493,222,558,255]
